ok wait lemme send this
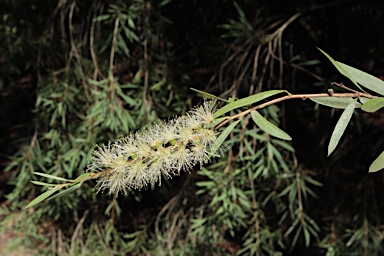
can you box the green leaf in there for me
[303,225,311,247]
[251,111,292,140]
[32,172,70,182]
[310,97,361,109]
[361,97,384,112]
[190,88,229,103]
[337,62,384,96]
[214,90,288,118]
[271,139,295,152]
[25,189,57,208]
[211,120,240,152]
[116,90,136,106]
[74,172,92,182]
[328,99,357,156]
[369,150,384,173]
[31,181,57,187]
[48,183,83,201]
[319,48,384,96]
[207,116,227,129]
[318,48,364,92]
[359,97,370,104]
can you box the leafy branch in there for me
[26,48,384,209]
[215,86,374,129]
[25,172,96,208]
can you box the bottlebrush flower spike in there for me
[87,100,219,195]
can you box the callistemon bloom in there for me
[87,101,219,195]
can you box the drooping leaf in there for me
[271,139,295,152]
[303,225,311,247]
[328,99,357,156]
[361,97,384,112]
[310,97,361,109]
[25,189,57,208]
[214,90,288,118]
[369,150,384,173]
[251,111,292,140]
[211,120,240,152]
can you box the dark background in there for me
[1,0,384,255]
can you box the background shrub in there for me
[1,0,384,255]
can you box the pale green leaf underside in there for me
[251,111,292,140]
[214,90,288,118]
[337,62,384,96]
[319,48,384,96]
[318,48,364,92]
[361,97,384,112]
[369,150,384,173]
[310,97,361,109]
[328,100,357,156]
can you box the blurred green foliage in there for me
[1,0,384,255]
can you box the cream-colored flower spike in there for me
[87,100,219,195]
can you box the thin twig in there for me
[331,82,360,94]
[70,210,89,255]
[295,171,305,224]
[68,2,90,99]
[109,17,120,75]
[250,44,262,94]
[216,91,374,129]
[90,9,101,80]
[142,2,152,119]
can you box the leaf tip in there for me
[368,164,382,173]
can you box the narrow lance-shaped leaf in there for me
[214,90,288,118]
[310,97,361,109]
[328,99,357,156]
[337,62,384,96]
[303,225,311,247]
[361,97,384,113]
[190,88,229,103]
[31,181,58,187]
[319,48,384,96]
[251,110,292,140]
[48,183,83,201]
[318,48,364,92]
[211,120,240,152]
[369,150,384,173]
[32,172,70,182]
[25,189,58,209]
